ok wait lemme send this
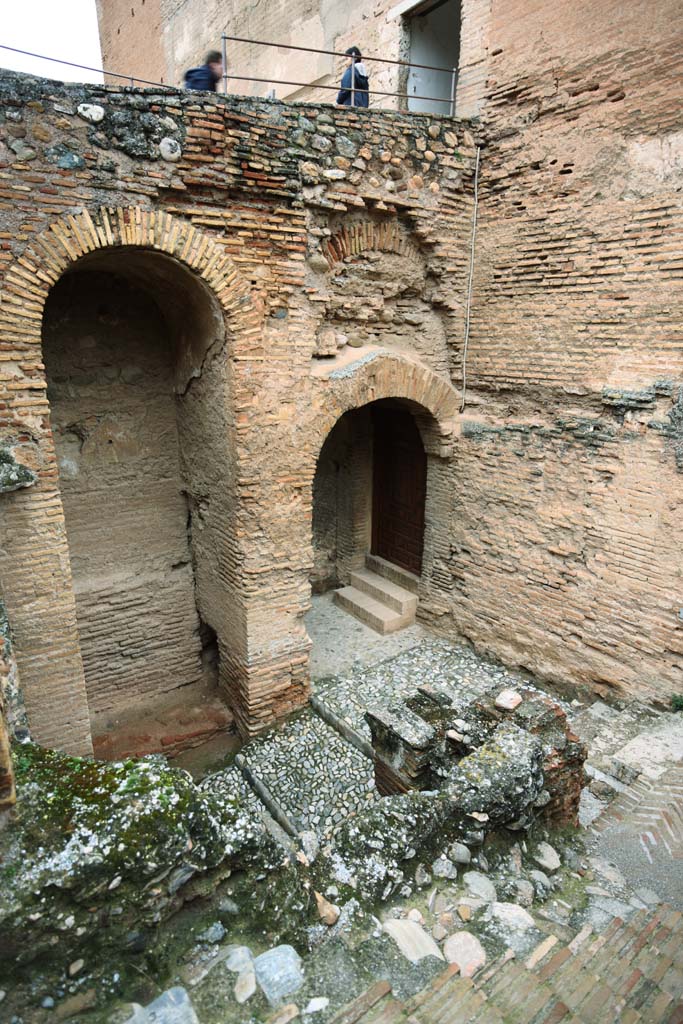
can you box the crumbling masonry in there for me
[0,0,681,757]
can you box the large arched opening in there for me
[41,248,231,751]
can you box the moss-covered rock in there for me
[0,447,36,493]
[445,722,545,830]
[316,790,453,903]
[0,744,279,976]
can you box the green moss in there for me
[0,743,276,982]
[0,446,36,493]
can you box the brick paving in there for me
[332,905,683,1024]
[590,765,683,909]
[331,756,683,1024]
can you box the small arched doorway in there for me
[311,398,429,635]
[41,248,229,748]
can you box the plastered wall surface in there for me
[96,0,464,109]
[96,0,166,86]
[1,0,682,753]
[42,271,207,725]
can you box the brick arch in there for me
[0,207,261,757]
[311,350,459,461]
[0,206,260,359]
[322,219,421,269]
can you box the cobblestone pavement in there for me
[238,632,539,838]
[237,710,377,836]
[314,636,536,741]
[306,592,429,680]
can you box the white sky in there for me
[0,0,103,84]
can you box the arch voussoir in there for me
[311,350,459,461]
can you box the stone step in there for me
[350,566,418,616]
[236,708,377,839]
[365,553,420,594]
[334,585,414,635]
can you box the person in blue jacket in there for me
[184,50,224,92]
[336,46,370,107]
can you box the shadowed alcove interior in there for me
[41,248,230,742]
[311,397,431,595]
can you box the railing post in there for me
[222,33,229,94]
[351,61,355,108]
[449,67,457,117]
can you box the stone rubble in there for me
[382,919,444,964]
[253,945,305,1007]
[125,987,199,1024]
[533,841,562,873]
[442,932,487,977]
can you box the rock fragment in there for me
[383,919,444,963]
[495,689,522,710]
[77,103,105,123]
[432,855,458,879]
[449,842,471,865]
[488,902,536,931]
[533,842,561,873]
[159,137,182,162]
[463,871,497,902]
[443,932,487,976]
[254,945,304,1007]
[315,890,340,926]
[234,968,256,1004]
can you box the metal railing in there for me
[0,44,169,89]
[0,40,458,115]
[220,34,458,114]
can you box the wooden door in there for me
[371,404,426,576]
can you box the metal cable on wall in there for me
[460,144,481,413]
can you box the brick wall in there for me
[1,0,682,751]
[96,0,166,86]
[0,74,472,747]
[42,270,208,726]
[451,0,683,703]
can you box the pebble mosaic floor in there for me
[238,636,549,838]
[200,763,264,818]
[239,711,377,836]
[314,637,534,741]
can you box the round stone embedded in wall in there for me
[159,137,182,162]
[77,103,105,124]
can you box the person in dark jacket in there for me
[184,50,223,92]
[336,46,370,107]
